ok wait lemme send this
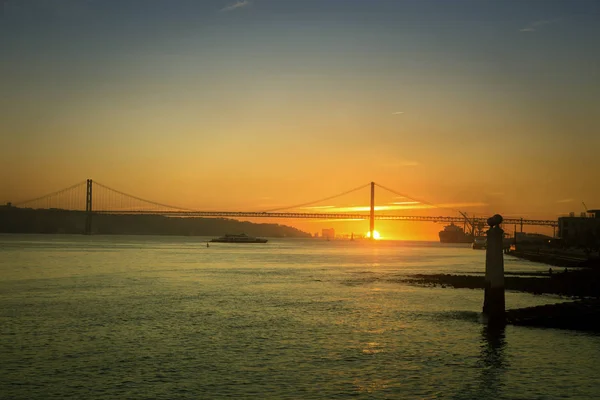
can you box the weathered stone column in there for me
[483,214,505,325]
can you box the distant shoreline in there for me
[0,207,311,238]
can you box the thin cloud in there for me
[392,111,405,115]
[221,0,251,12]
[300,205,337,210]
[519,20,555,32]
[326,202,487,213]
[556,198,574,203]
[307,219,366,222]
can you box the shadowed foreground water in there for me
[1,235,599,399]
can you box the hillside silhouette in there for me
[0,207,311,237]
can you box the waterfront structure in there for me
[483,214,505,326]
[558,209,600,247]
[322,228,335,240]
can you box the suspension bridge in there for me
[4,179,558,236]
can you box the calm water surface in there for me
[1,235,599,399]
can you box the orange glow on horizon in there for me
[366,230,382,240]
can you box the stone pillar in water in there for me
[483,214,505,325]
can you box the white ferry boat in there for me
[210,234,268,243]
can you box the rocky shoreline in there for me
[403,269,600,298]
[402,268,600,332]
[505,300,600,331]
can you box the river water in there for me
[1,235,599,399]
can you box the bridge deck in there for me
[94,210,558,227]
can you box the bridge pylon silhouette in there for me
[85,179,93,235]
[369,182,375,239]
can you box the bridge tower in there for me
[369,181,375,239]
[84,179,93,235]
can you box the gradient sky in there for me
[1,0,599,239]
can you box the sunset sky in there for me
[1,0,599,239]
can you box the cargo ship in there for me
[438,223,473,243]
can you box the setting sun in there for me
[366,230,382,240]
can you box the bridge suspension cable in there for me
[92,181,193,212]
[6,178,558,229]
[261,182,371,213]
[374,182,447,210]
[374,182,482,231]
[374,182,471,215]
[13,181,87,210]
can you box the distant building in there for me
[322,228,335,239]
[558,209,600,246]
